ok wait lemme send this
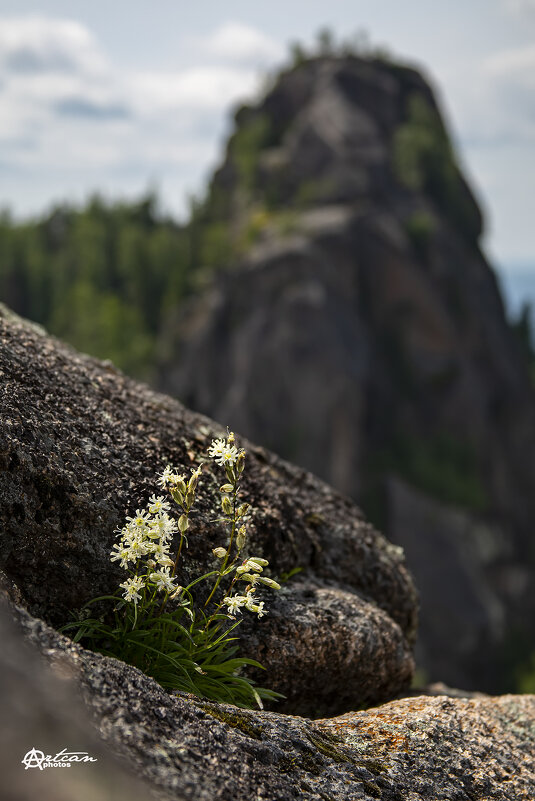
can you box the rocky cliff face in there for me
[1,307,534,800]
[158,55,535,692]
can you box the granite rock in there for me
[0,307,416,715]
[5,598,534,801]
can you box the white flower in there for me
[149,541,170,560]
[120,576,145,604]
[149,569,176,593]
[252,601,267,618]
[242,589,267,617]
[149,513,178,542]
[122,523,145,542]
[157,465,175,488]
[208,438,239,466]
[148,494,171,515]
[122,538,150,561]
[223,595,247,615]
[208,438,226,457]
[110,543,132,569]
[157,467,187,493]
[125,509,151,529]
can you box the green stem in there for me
[172,531,185,577]
[158,516,187,619]
[204,481,238,608]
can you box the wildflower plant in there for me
[61,432,281,709]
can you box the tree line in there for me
[0,193,201,380]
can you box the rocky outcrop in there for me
[158,55,535,691]
[2,308,534,799]
[4,598,535,801]
[0,306,416,715]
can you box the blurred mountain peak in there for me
[158,51,535,694]
[196,52,483,266]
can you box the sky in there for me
[0,1,534,275]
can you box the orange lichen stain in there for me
[316,700,437,756]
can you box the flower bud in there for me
[250,557,269,566]
[220,483,234,493]
[188,470,201,492]
[178,514,189,533]
[236,525,247,551]
[221,496,233,515]
[237,503,250,518]
[212,547,227,559]
[246,559,264,573]
[236,450,246,474]
[170,488,184,506]
[258,576,281,590]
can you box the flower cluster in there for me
[110,494,179,603]
[204,431,280,619]
[207,436,240,466]
[109,431,280,623]
[68,429,283,710]
[222,557,280,617]
[223,590,266,617]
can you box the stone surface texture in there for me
[1,308,533,800]
[4,598,534,801]
[0,306,416,715]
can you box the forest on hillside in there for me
[0,194,192,381]
[1,191,533,386]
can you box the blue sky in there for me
[0,1,534,273]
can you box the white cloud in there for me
[134,66,258,112]
[198,22,284,66]
[0,15,106,75]
[0,16,273,219]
